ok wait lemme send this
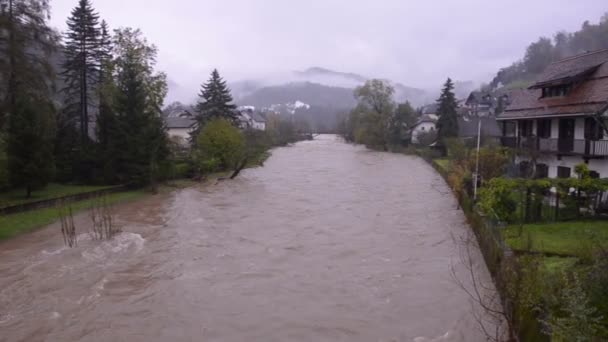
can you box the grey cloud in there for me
[49,0,608,103]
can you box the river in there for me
[0,135,495,342]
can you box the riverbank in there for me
[427,155,608,341]
[0,148,273,241]
[0,135,492,341]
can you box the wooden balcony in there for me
[500,136,608,157]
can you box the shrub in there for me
[173,162,193,179]
[195,119,245,174]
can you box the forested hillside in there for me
[490,13,608,89]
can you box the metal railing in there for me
[500,136,608,156]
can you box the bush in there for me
[415,130,438,147]
[173,162,193,179]
[444,137,468,162]
[195,119,245,174]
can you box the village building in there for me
[411,114,438,144]
[497,49,608,179]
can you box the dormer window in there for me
[542,84,572,98]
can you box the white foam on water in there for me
[81,233,145,262]
[41,246,68,257]
[413,331,451,342]
[0,313,14,325]
[111,232,145,253]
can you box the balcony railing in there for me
[500,136,608,157]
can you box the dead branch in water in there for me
[230,157,249,179]
[90,196,120,240]
[58,200,77,248]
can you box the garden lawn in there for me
[0,183,117,209]
[434,159,449,173]
[0,190,146,240]
[503,220,608,257]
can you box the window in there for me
[590,171,600,179]
[535,164,549,179]
[557,166,571,179]
[519,161,531,177]
[537,119,552,138]
[503,122,516,136]
[542,84,572,98]
[518,120,533,137]
[584,117,604,140]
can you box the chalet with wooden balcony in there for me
[497,49,608,179]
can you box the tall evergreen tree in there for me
[95,20,119,183]
[7,95,55,197]
[112,28,168,186]
[0,0,56,129]
[436,78,459,140]
[193,69,237,136]
[0,0,57,195]
[61,0,101,141]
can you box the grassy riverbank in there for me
[0,190,147,240]
[0,183,116,209]
[0,157,272,241]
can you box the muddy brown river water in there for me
[0,135,495,342]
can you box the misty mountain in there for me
[238,82,356,108]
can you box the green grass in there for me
[0,190,146,240]
[433,159,450,173]
[0,183,117,209]
[542,256,579,274]
[503,220,608,257]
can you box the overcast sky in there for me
[49,0,607,100]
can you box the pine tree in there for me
[193,69,238,136]
[0,0,57,195]
[0,0,56,130]
[436,78,459,140]
[7,96,55,197]
[112,28,168,186]
[61,0,101,141]
[95,20,118,183]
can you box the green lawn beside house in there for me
[0,190,147,241]
[433,159,450,173]
[503,220,608,257]
[0,183,117,209]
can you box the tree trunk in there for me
[555,191,560,221]
[26,185,32,199]
[229,157,249,180]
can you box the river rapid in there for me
[0,135,495,342]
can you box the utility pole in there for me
[473,118,482,201]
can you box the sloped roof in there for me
[166,116,196,129]
[532,49,608,86]
[458,117,501,137]
[251,111,266,123]
[498,50,608,120]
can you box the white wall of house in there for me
[411,122,436,144]
[251,121,266,131]
[517,154,608,179]
[511,117,608,179]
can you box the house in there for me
[458,116,502,142]
[166,115,196,145]
[464,90,511,117]
[497,49,608,179]
[411,114,438,144]
[237,108,267,131]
